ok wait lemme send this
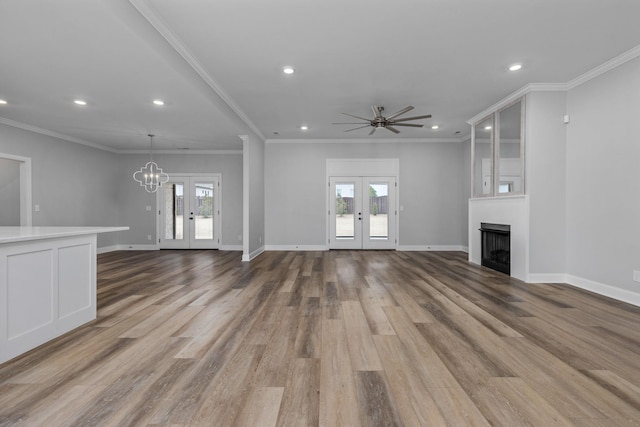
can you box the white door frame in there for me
[156,173,222,249]
[326,159,399,250]
[0,152,32,226]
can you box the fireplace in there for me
[479,222,511,275]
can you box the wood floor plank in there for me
[373,334,449,426]
[357,287,396,335]
[319,318,361,427]
[0,250,639,426]
[234,386,284,427]
[342,300,384,371]
[275,358,320,427]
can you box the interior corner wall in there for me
[265,140,466,249]
[565,56,640,295]
[116,152,243,247]
[0,123,120,247]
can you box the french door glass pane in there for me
[194,183,214,240]
[164,183,184,240]
[335,183,355,239]
[369,183,388,239]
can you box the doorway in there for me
[0,153,32,226]
[329,176,396,249]
[158,175,221,249]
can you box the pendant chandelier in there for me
[133,134,169,193]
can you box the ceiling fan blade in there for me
[386,106,414,120]
[341,112,372,121]
[385,126,400,134]
[392,114,432,123]
[391,123,424,128]
[345,124,373,132]
[369,127,377,135]
[371,105,383,118]
[333,122,370,124]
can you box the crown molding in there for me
[265,137,465,144]
[128,0,266,142]
[467,83,566,125]
[120,149,242,155]
[568,44,640,89]
[468,43,640,125]
[0,116,118,153]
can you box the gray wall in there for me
[245,135,265,256]
[565,56,640,292]
[0,124,121,247]
[117,152,243,247]
[0,158,20,225]
[265,140,466,248]
[460,138,471,248]
[526,91,567,275]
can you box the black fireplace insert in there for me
[479,222,510,275]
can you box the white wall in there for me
[117,152,243,248]
[565,56,640,297]
[0,124,121,248]
[265,140,466,249]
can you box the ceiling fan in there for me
[333,105,431,135]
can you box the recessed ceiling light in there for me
[0,99,7,105]
[300,125,308,131]
[283,66,295,75]
[484,126,492,130]
[509,63,522,71]
[74,99,87,106]
[431,125,439,130]
[153,99,165,106]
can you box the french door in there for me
[158,175,220,249]
[329,176,396,250]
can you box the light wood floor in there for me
[1,250,640,426]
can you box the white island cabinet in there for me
[0,226,128,364]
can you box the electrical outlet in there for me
[145,205,151,211]
[238,235,242,241]
[34,204,40,212]
[633,270,640,283]
[147,235,152,241]
[259,236,262,243]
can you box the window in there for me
[472,97,524,198]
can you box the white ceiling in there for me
[1,0,640,152]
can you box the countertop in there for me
[0,226,129,244]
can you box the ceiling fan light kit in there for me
[333,105,432,135]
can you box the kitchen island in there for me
[0,226,128,364]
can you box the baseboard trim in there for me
[97,245,119,254]
[219,245,242,251]
[527,273,567,283]
[265,245,329,251]
[397,245,468,252]
[242,246,265,262]
[564,274,640,308]
[98,244,160,252]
